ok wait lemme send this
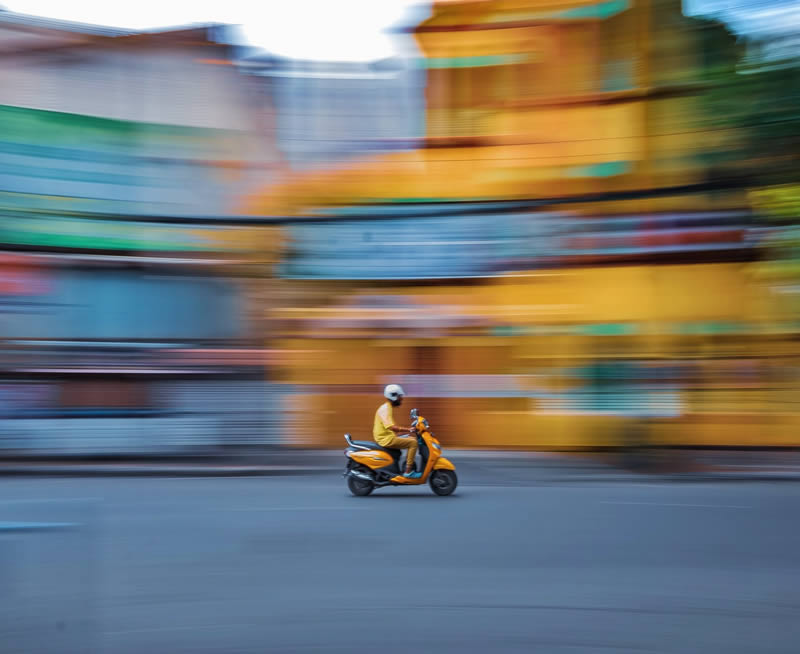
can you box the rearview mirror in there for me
[410,408,418,420]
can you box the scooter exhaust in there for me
[348,469,374,482]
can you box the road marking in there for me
[227,506,365,512]
[0,497,100,504]
[625,484,673,489]
[107,623,257,636]
[0,521,79,530]
[600,501,750,509]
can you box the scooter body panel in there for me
[348,450,394,469]
[388,430,445,484]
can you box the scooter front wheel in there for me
[347,475,375,497]
[429,469,457,496]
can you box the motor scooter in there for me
[343,408,457,496]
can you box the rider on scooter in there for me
[374,384,421,479]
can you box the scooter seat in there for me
[351,441,402,458]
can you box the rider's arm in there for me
[388,424,414,435]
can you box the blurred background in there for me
[0,0,798,457]
[3,3,800,654]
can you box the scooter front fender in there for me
[434,456,455,471]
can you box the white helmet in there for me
[383,384,405,402]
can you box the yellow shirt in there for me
[373,401,395,446]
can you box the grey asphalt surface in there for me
[1,469,799,654]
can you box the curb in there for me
[0,465,340,478]
[657,472,800,482]
[572,477,800,483]
[518,473,800,483]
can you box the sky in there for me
[685,0,800,35]
[3,0,428,61]
[4,0,799,61]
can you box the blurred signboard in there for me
[0,104,248,216]
[0,254,49,295]
[0,267,245,340]
[0,214,256,253]
[281,210,561,279]
[281,207,752,279]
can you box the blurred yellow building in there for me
[244,0,742,215]
[242,0,798,450]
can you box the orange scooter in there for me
[344,408,458,496]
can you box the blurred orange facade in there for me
[241,0,797,449]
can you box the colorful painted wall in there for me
[272,261,799,449]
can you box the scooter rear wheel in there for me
[429,470,457,496]
[347,475,375,497]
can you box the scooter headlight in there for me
[432,442,441,451]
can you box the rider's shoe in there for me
[403,471,422,479]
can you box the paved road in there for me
[1,471,799,654]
